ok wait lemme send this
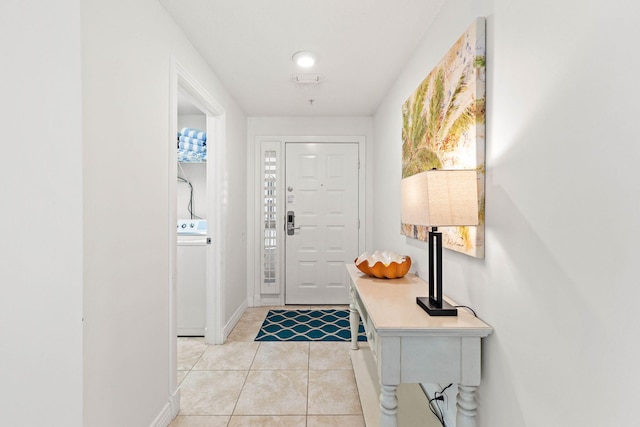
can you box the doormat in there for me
[254,309,367,342]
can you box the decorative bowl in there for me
[354,251,411,279]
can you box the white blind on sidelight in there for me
[260,143,282,295]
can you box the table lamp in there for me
[401,169,479,316]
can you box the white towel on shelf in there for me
[180,127,207,141]
[179,135,206,146]
[177,149,206,162]
[178,140,207,153]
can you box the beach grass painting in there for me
[401,18,486,258]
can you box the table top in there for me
[347,264,493,337]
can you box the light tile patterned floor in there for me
[170,306,365,427]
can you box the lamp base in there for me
[416,297,458,316]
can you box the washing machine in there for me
[177,219,208,336]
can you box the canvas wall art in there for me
[401,18,486,258]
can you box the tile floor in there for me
[170,306,365,427]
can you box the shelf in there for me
[351,344,440,427]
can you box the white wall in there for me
[246,117,374,304]
[178,114,206,131]
[177,163,206,220]
[0,1,83,426]
[373,0,640,425]
[82,0,247,425]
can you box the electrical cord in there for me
[426,308,476,425]
[177,175,202,220]
[428,383,453,426]
[454,305,478,317]
[428,397,444,425]
[177,162,204,220]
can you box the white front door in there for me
[285,143,359,304]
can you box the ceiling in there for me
[160,0,445,116]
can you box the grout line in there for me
[228,316,263,420]
[227,369,250,424]
[180,309,363,425]
[191,338,208,370]
[306,341,312,425]
[248,341,261,372]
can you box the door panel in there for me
[285,143,359,304]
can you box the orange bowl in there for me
[354,254,411,279]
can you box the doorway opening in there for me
[176,90,208,336]
[168,59,226,414]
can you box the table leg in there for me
[379,384,398,427]
[456,384,478,427]
[349,297,360,350]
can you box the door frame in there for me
[252,135,366,306]
[168,58,226,414]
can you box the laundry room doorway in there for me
[168,59,226,406]
[176,93,208,337]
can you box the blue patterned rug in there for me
[255,309,367,342]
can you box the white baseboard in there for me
[257,296,282,306]
[150,387,181,427]
[224,298,248,341]
[169,388,180,418]
[149,402,173,427]
[251,295,262,307]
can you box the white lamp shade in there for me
[401,169,479,226]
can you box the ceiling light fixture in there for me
[292,51,316,68]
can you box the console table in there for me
[347,264,493,427]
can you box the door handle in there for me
[286,210,300,235]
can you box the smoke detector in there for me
[293,74,321,84]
